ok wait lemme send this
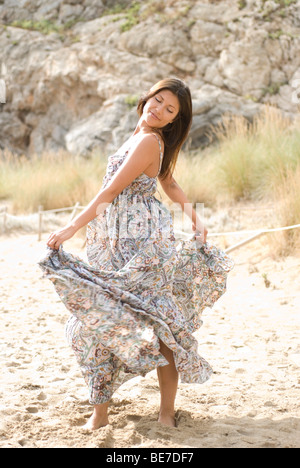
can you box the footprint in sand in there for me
[26,406,39,414]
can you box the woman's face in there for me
[143,89,180,130]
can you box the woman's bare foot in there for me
[82,403,109,431]
[158,411,176,428]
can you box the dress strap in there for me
[151,133,164,177]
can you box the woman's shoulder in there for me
[132,131,164,154]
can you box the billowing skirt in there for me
[38,198,234,403]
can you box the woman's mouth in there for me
[150,111,160,121]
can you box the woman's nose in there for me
[155,103,163,115]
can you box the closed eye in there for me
[155,95,175,114]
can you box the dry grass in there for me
[271,165,300,255]
[207,106,300,201]
[202,107,300,254]
[0,149,107,214]
[173,149,218,207]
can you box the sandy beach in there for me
[0,222,299,448]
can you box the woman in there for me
[39,78,233,430]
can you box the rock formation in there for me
[0,0,299,156]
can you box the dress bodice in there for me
[102,134,164,198]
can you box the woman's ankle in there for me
[82,403,109,430]
[158,409,176,427]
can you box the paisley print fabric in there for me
[38,134,234,404]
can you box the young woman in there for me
[39,78,233,430]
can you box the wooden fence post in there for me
[70,202,80,221]
[38,205,43,241]
[3,206,7,233]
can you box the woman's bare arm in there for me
[159,172,207,241]
[47,134,160,249]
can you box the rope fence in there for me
[0,203,299,254]
[0,202,85,241]
[175,223,300,253]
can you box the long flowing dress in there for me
[38,133,234,405]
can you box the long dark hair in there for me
[137,78,193,180]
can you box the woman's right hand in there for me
[46,224,77,250]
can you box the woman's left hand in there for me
[46,224,76,250]
[192,221,208,243]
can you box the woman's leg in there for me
[82,402,109,430]
[65,317,113,430]
[157,340,178,427]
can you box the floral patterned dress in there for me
[38,134,234,405]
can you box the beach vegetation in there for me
[0,150,107,213]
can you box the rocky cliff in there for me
[0,0,299,156]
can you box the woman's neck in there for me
[133,117,161,137]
